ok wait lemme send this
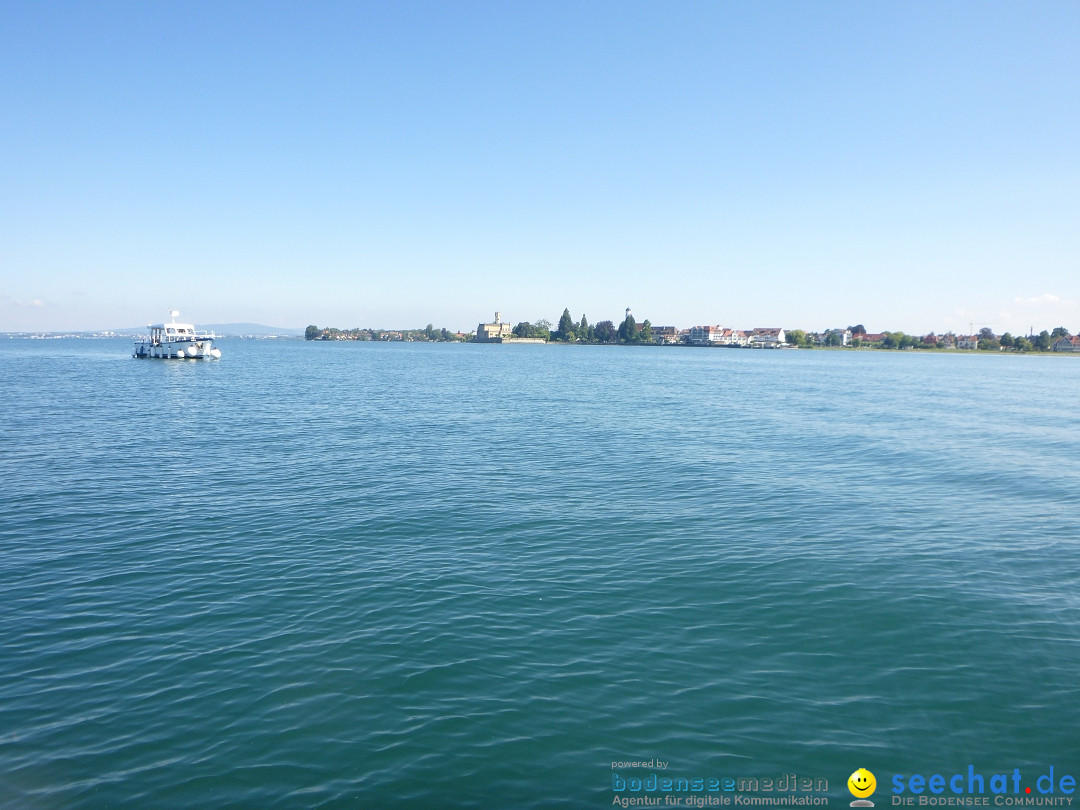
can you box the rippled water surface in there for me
[2,339,1079,807]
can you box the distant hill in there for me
[197,323,304,337]
[2,323,304,338]
[109,322,303,336]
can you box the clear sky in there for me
[2,1,1078,335]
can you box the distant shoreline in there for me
[3,333,1077,357]
[305,315,1079,354]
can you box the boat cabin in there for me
[149,323,199,344]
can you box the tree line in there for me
[848,326,1070,352]
[305,324,464,342]
[784,325,1073,351]
[306,316,1075,350]
[513,309,654,344]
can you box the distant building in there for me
[688,325,725,346]
[937,334,957,348]
[957,335,978,350]
[715,327,749,346]
[651,326,680,344]
[811,330,851,346]
[748,328,786,347]
[1052,335,1080,352]
[476,312,513,342]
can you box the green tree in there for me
[533,319,551,341]
[594,320,615,343]
[513,321,535,338]
[424,323,437,341]
[556,308,576,342]
[786,329,808,347]
[579,314,590,341]
[640,320,653,343]
[1034,330,1051,351]
[305,325,321,341]
[1000,332,1014,348]
[1051,326,1070,339]
[618,313,637,343]
[849,324,866,335]
[1015,337,1034,352]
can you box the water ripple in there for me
[1,341,1079,806]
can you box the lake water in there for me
[2,339,1079,808]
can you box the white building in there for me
[748,328,786,347]
[688,325,725,346]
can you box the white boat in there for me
[133,310,222,359]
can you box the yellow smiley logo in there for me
[848,768,877,799]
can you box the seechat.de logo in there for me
[850,768,878,807]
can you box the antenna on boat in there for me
[169,309,180,322]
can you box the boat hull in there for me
[133,338,220,359]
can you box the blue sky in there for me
[2,1,1077,334]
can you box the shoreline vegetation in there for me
[305,310,1080,354]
